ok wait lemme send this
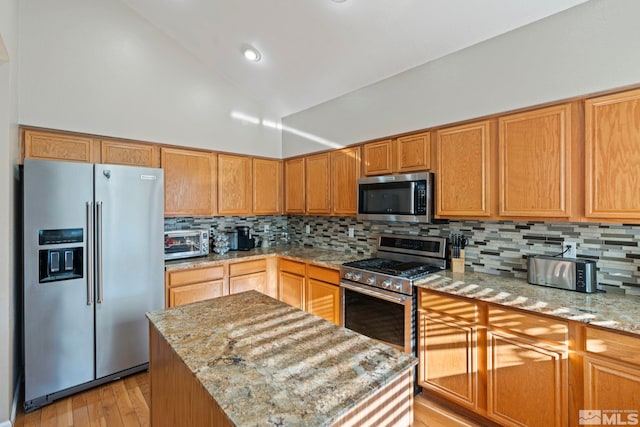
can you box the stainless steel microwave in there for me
[164,229,209,260]
[357,172,433,223]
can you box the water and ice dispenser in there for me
[37,228,84,283]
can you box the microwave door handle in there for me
[409,181,416,214]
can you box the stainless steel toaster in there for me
[527,255,597,293]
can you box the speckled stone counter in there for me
[415,271,640,335]
[147,291,417,427]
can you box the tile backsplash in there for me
[167,215,640,296]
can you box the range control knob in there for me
[394,283,403,291]
[382,279,392,289]
[353,273,362,281]
[344,271,354,280]
[366,276,376,285]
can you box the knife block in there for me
[451,249,465,273]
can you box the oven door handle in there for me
[340,281,408,304]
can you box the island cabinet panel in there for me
[362,139,394,176]
[305,153,331,214]
[161,148,217,217]
[284,157,305,214]
[585,88,640,219]
[436,120,493,218]
[217,154,252,215]
[22,129,97,163]
[165,265,226,308]
[307,264,341,325]
[331,146,361,215]
[252,158,282,215]
[100,139,160,167]
[498,103,573,218]
[278,259,306,310]
[397,131,431,173]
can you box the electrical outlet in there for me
[348,227,355,238]
[263,224,270,233]
[564,242,577,258]
[305,224,311,234]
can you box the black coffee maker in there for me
[236,226,255,251]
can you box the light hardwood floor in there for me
[14,372,485,427]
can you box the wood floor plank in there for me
[20,406,42,427]
[55,397,74,427]
[40,403,57,427]
[99,384,125,427]
[127,383,150,427]
[84,387,106,427]
[112,380,140,427]
[71,393,91,427]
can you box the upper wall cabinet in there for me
[436,120,494,218]
[305,153,331,214]
[362,139,394,176]
[161,147,217,217]
[22,129,97,163]
[253,158,282,215]
[100,139,160,168]
[331,146,361,215]
[396,132,431,173]
[284,158,305,214]
[585,88,640,220]
[218,154,252,215]
[498,103,573,218]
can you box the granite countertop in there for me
[415,271,640,336]
[146,291,417,427]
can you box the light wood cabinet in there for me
[252,158,282,215]
[278,259,306,310]
[436,120,493,218]
[284,158,305,214]
[418,291,479,411]
[305,153,331,214]
[218,154,252,215]
[331,146,361,215]
[165,265,226,308]
[229,259,270,296]
[306,264,340,325]
[397,132,431,172]
[100,139,160,167]
[362,139,394,176]
[585,88,640,220]
[22,129,97,163]
[498,103,573,218]
[161,148,217,217]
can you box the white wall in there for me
[0,0,19,424]
[282,0,640,157]
[19,0,282,158]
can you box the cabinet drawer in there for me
[166,265,225,287]
[489,306,568,346]
[279,258,306,276]
[229,258,267,277]
[419,290,478,323]
[307,264,339,284]
[586,327,640,366]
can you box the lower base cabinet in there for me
[229,258,276,298]
[169,280,225,307]
[278,259,306,309]
[165,265,226,308]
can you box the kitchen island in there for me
[146,290,417,427]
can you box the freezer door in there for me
[94,164,164,378]
[23,159,95,402]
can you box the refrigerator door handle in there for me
[96,201,104,304]
[86,201,94,306]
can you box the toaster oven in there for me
[164,229,209,260]
[527,255,596,293]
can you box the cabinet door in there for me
[585,88,640,219]
[418,311,477,410]
[397,132,431,172]
[161,148,217,217]
[305,153,331,214]
[584,355,640,418]
[363,139,394,176]
[498,104,572,217]
[23,129,96,163]
[487,330,568,427]
[284,158,305,214]
[436,121,493,218]
[331,146,361,215]
[278,271,305,309]
[306,279,340,325]
[253,158,282,215]
[229,271,267,295]
[100,139,160,168]
[218,154,252,215]
[168,280,225,307]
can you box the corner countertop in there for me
[146,291,417,427]
[415,271,640,336]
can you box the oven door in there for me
[341,281,415,355]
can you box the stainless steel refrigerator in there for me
[23,158,164,411]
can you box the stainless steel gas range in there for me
[340,234,448,356]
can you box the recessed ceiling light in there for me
[331,0,347,2]
[241,45,261,62]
